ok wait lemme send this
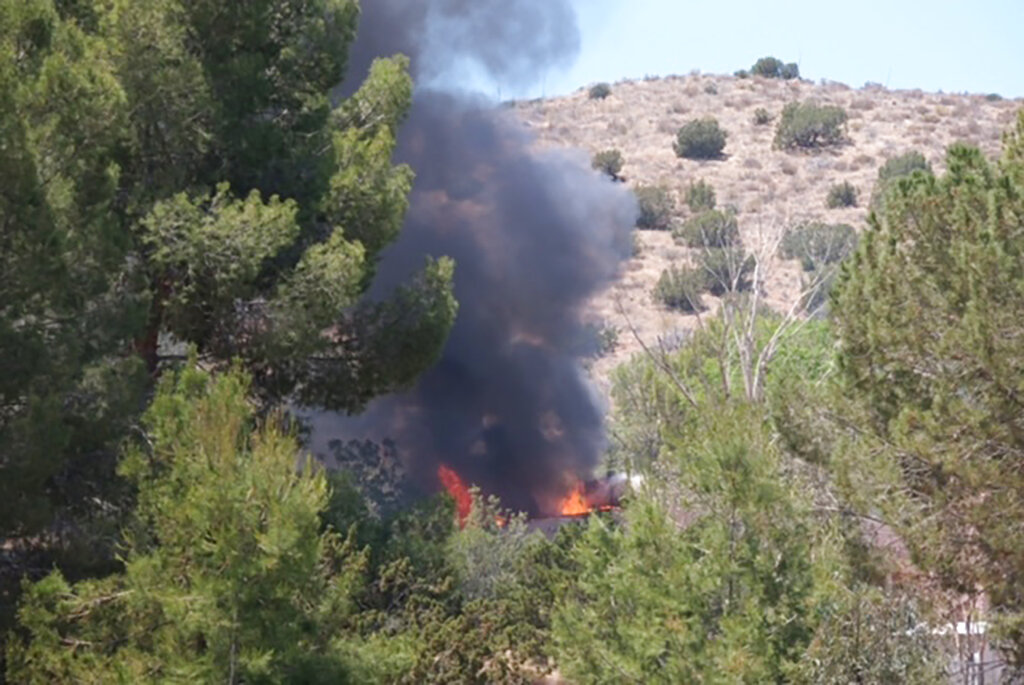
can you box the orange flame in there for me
[559,482,590,516]
[437,464,472,523]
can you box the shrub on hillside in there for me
[587,321,620,356]
[588,82,611,100]
[877,150,931,182]
[674,117,727,160]
[870,151,933,213]
[779,222,858,271]
[774,101,848,150]
[591,149,624,179]
[751,56,800,80]
[825,181,858,208]
[634,184,674,229]
[684,179,716,212]
[674,209,739,249]
[704,82,718,95]
[734,69,750,79]
[653,265,707,312]
[753,108,773,126]
[700,247,755,295]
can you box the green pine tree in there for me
[833,112,1024,667]
[0,0,456,629]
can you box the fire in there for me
[437,464,472,523]
[559,482,590,516]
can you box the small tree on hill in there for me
[826,181,859,208]
[674,117,727,160]
[774,101,848,150]
[869,150,933,214]
[591,149,624,180]
[634,184,674,229]
[588,82,611,100]
[653,265,707,312]
[674,209,739,249]
[684,179,716,212]
[751,56,800,80]
[779,222,858,272]
[753,107,773,125]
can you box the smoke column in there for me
[316,1,636,515]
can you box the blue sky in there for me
[507,0,1024,100]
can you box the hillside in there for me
[512,73,1021,387]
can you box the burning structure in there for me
[437,466,635,525]
[310,1,636,518]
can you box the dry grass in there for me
[511,74,1020,386]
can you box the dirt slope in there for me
[511,73,1020,389]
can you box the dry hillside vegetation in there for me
[513,73,1021,388]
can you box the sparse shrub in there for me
[870,151,933,213]
[674,209,739,249]
[684,179,716,212]
[779,62,800,80]
[588,82,611,100]
[774,101,848,150]
[751,56,800,80]
[591,149,624,179]
[704,82,718,95]
[779,222,857,271]
[674,117,727,160]
[700,247,755,295]
[751,56,784,78]
[634,184,674,229]
[825,181,858,208]
[986,93,1003,102]
[877,150,931,181]
[734,69,750,79]
[653,265,706,312]
[753,108,773,126]
[590,322,620,356]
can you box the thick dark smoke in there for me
[314,1,635,515]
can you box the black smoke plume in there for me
[314,1,635,515]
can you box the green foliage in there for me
[653,265,707,312]
[0,0,455,639]
[554,405,818,683]
[833,122,1024,667]
[751,56,799,80]
[674,208,739,248]
[5,366,382,682]
[588,82,611,100]
[986,92,1003,101]
[593,322,621,357]
[700,246,755,296]
[779,222,857,272]
[753,107,773,125]
[599,314,949,681]
[825,180,858,208]
[591,148,624,179]
[684,178,716,212]
[869,150,932,214]
[674,117,727,160]
[796,586,946,683]
[633,184,674,229]
[402,494,582,684]
[774,101,848,150]
[734,69,749,79]
[877,150,931,182]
